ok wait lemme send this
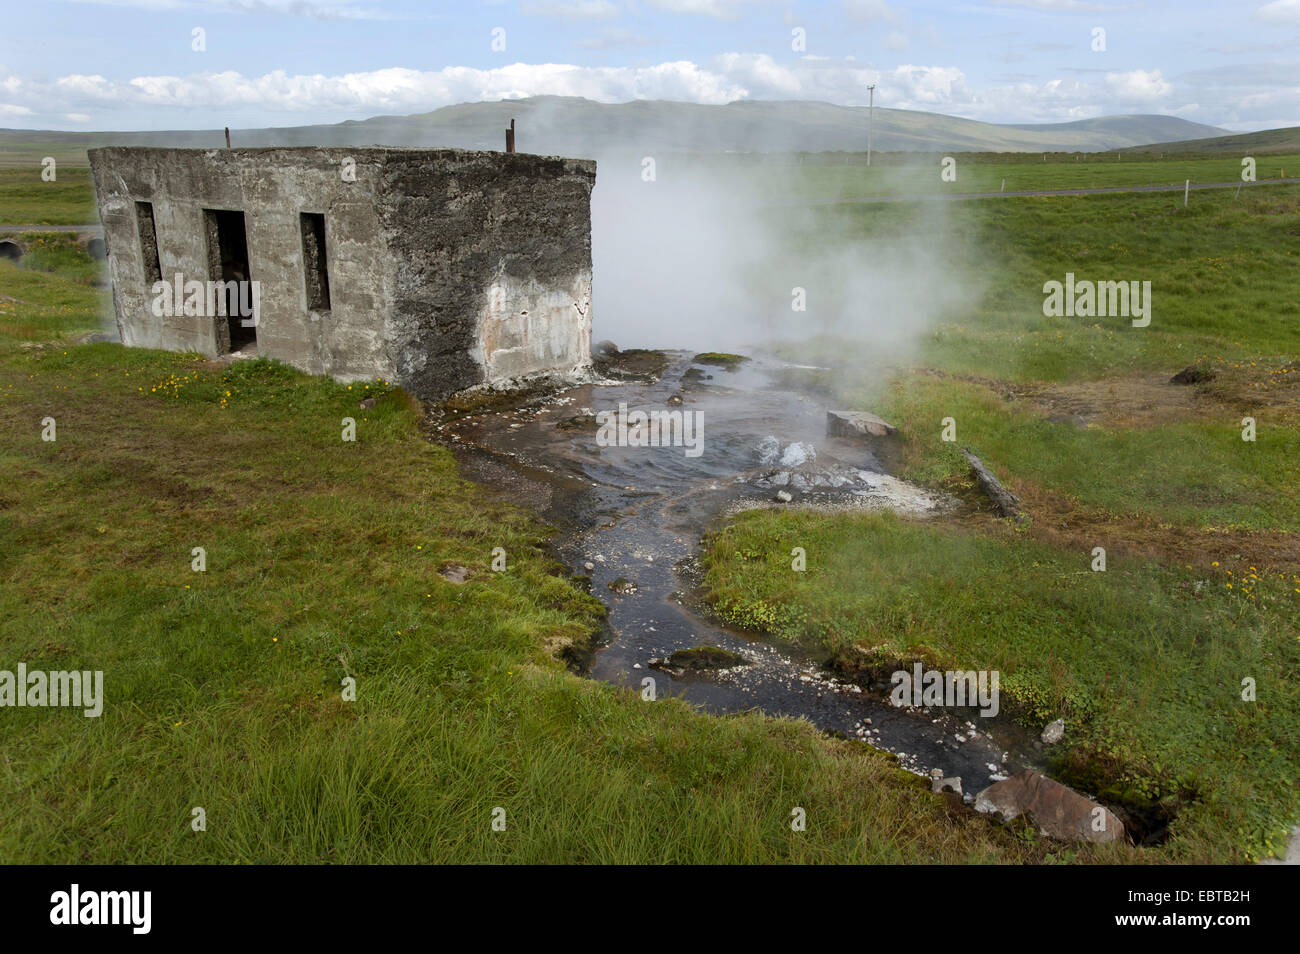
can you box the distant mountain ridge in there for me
[0,96,1231,156]
[1116,125,1300,156]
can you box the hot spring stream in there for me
[442,351,1045,803]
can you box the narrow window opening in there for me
[300,212,331,312]
[135,201,161,286]
[203,208,255,353]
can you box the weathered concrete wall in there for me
[88,146,595,401]
[374,149,594,398]
[89,147,395,381]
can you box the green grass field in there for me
[704,511,1299,862]
[708,151,1300,201]
[704,184,1300,863]
[795,185,1300,532]
[0,167,97,225]
[0,147,1295,864]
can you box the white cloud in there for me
[12,63,751,113]
[0,55,1282,129]
[1104,68,1173,100]
[1257,0,1300,26]
[0,103,34,116]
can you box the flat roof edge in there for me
[85,144,597,167]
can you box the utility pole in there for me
[866,84,876,167]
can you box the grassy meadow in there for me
[714,150,1300,201]
[705,181,1300,862]
[0,166,97,225]
[0,144,1295,863]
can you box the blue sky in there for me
[3,0,1298,131]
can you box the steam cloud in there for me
[589,151,974,363]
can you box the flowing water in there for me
[443,352,1044,801]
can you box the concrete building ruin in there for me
[87,146,595,401]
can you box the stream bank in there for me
[436,350,1131,826]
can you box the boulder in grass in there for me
[929,769,963,796]
[827,410,897,440]
[1041,718,1066,745]
[438,564,470,584]
[975,769,1125,844]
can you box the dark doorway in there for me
[204,209,256,353]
